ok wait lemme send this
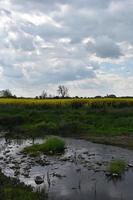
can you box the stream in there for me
[0,137,133,200]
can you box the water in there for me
[0,137,133,200]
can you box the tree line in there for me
[0,85,69,99]
[36,85,69,99]
[0,86,132,99]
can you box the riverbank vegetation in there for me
[0,98,133,149]
[0,170,47,200]
[108,160,126,175]
[23,137,65,156]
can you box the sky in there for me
[0,0,133,97]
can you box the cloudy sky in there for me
[0,0,133,97]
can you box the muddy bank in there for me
[87,135,133,150]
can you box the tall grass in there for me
[0,98,133,139]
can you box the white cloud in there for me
[0,0,132,96]
[87,36,123,59]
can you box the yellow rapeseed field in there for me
[0,98,133,107]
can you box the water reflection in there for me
[0,137,133,199]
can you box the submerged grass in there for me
[108,160,126,175]
[23,137,65,156]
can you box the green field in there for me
[0,98,133,140]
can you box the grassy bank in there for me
[0,98,133,148]
[89,136,133,150]
[0,170,47,200]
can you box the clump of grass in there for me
[23,137,65,156]
[108,160,126,175]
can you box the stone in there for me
[60,156,71,161]
[82,151,88,155]
[105,172,112,177]
[34,176,44,185]
[52,173,66,178]
[14,170,20,176]
[128,164,133,167]
[76,168,81,172]
[112,173,119,177]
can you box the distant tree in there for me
[13,95,17,98]
[95,95,102,98]
[0,89,13,98]
[57,85,68,98]
[105,94,117,98]
[40,90,47,99]
[49,94,53,98]
[54,96,59,99]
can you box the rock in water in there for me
[105,172,111,177]
[112,173,119,177]
[34,176,44,185]
[128,164,133,167]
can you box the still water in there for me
[0,137,133,200]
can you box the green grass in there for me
[4,188,44,200]
[0,98,133,140]
[108,160,126,175]
[23,137,65,156]
[0,170,47,200]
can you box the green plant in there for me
[23,136,65,155]
[0,170,47,200]
[108,160,126,175]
